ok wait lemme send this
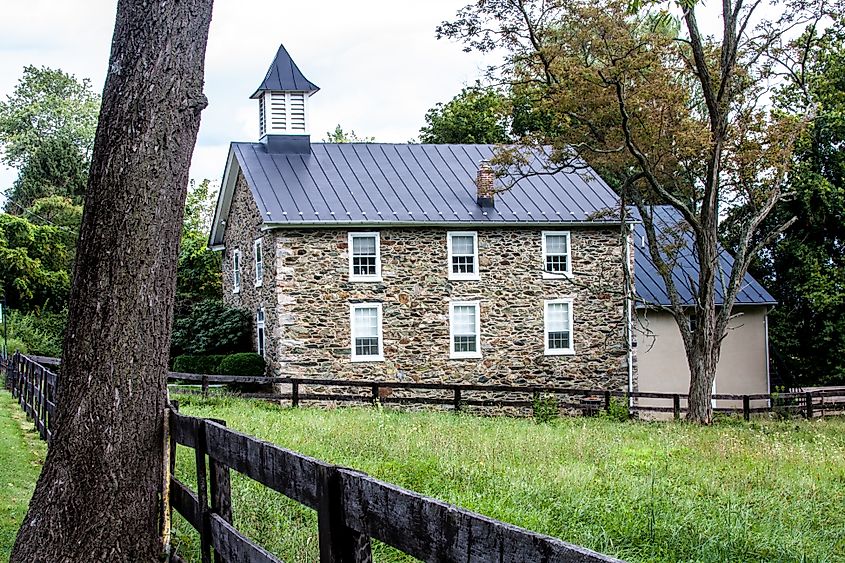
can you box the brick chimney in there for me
[476,160,495,207]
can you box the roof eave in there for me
[261,219,627,229]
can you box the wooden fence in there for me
[14,354,845,421]
[2,352,623,562]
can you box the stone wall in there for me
[222,170,631,391]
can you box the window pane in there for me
[258,327,265,355]
[547,303,570,332]
[453,305,477,335]
[452,255,475,274]
[355,337,379,356]
[545,255,568,273]
[352,236,376,256]
[545,234,568,255]
[453,335,477,352]
[353,307,378,337]
[353,256,377,276]
[547,331,571,350]
[257,309,265,323]
[451,235,474,255]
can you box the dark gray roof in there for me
[250,44,319,98]
[229,142,622,227]
[634,206,776,307]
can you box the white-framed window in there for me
[542,231,572,278]
[447,231,479,281]
[449,300,481,359]
[348,232,382,282]
[256,307,266,357]
[350,303,384,362]
[232,249,241,294]
[254,238,264,287]
[544,298,575,355]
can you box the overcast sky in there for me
[0,0,497,195]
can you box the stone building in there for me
[209,44,776,408]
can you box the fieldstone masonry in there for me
[223,171,631,395]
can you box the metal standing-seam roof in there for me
[250,44,319,98]
[225,141,622,231]
[634,205,776,307]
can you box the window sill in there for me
[449,352,482,360]
[351,356,384,363]
[254,282,263,288]
[544,349,576,356]
[542,272,573,280]
[448,274,480,281]
[232,288,241,294]
[348,277,383,283]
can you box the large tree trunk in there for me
[11,1,213,561]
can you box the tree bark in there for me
[11,1,213,561]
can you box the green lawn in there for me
[170,395,845,562]
[0,392,45,562]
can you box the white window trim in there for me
[349,303,384,362]
[449,300,482,359]
[256,307,266,357]
[232,249,241,294]
[541,231,573,279]
[348,232,382,282]
[544,298,575,356]
[254,238,264,288]
[447,231,480,281]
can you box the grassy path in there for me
[0,391,45,562]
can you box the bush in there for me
[532,393,559,424]
[218,353,266,377]
[6,337,28,355]
[172,354,226,375]
[171,299,251,356]
[601,397,630,422]
[7,309,66,357]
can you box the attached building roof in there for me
[250,44,319,98]
[634,206,776,307]
[210,142,623,245]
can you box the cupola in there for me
[252,44,319,153]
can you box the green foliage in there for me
[167,398,845,562]
[722,23,845,385]
[0,66,99,209]
[602,397,630,422]
[176,180,222,313]
[0,209,77,311]
[323,125,375,143]
[218,353,266,377]
[419,86,511,144]
[172,354,226,375]
[5,337,28,355]
[531,393,559,423]
[5,309,65,358]
[171,300,251,357]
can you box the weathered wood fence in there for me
[3,352,623,562]
[15,354,845,421]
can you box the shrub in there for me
[532,393,559,424]
[6,337,28,355]
[171,299,251,357]
[172,354,226,375]
[602,397,630,422]
[7,309,66,357]
[218,353,266,377]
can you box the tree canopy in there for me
[323,124,375,143]
[419,86,511,144]
[0,66,100,209]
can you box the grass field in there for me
[169,395,845,562]
[0,392,46,562]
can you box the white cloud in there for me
[0,0,494,194]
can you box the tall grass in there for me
[171,396,845,562]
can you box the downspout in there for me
[765,310,771,408]
[625,224,634,408]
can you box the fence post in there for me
[371,384,379,406]
[292,379,300,408]
[195,419,212,563]
[209,418,233,563]
[805,392,814,419]
[317,465,372,563]
[202,375,209,399]
[453,387,462,413]
[604,390,611,413]
[743,396,750,422]
[673,394,680,421]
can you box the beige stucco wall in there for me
[636,307,770,415]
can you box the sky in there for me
[0,0,497,195]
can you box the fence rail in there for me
[18,355,845,421]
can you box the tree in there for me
[419,86,512,144]
[11,0,214,561]
[722,21,845,386]
[323,124,375,143]
[439,0,838,422]
[0,66,99,210]
[176,179,221,313]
